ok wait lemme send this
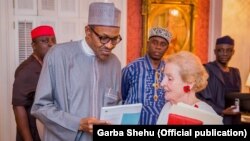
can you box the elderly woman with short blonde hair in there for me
[157,51,222,125]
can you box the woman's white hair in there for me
[164,51,208,92]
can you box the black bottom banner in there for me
[93,125,250,140]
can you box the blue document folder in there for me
[100,103,142,125]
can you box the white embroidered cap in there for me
[88,2,121,27]
[149,27,172,43]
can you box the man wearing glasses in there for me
[31,2,122,141]
[12,25,56,141]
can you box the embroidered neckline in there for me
[152,66,164,102]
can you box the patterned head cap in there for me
[149,27,172,43]
[88,2,121,27]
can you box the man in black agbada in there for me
[196,35,241,124]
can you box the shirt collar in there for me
[81,38,95,56]
[145,54,165,71]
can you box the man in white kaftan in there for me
[31,2,122,141]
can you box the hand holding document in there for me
[100,103,142,125]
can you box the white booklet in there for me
[168,103,223,124]
[100,103,142,125]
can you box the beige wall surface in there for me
[222,0,250,92]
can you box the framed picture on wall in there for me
[142,0,197,58]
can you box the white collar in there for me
[81,38,95,56]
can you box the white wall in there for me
[0,0,16,140]
[208,0,222,61]
[0,0,127,141]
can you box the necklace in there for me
[32,53,43,66]
[153,71,159,101]
[152,66,164,102]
